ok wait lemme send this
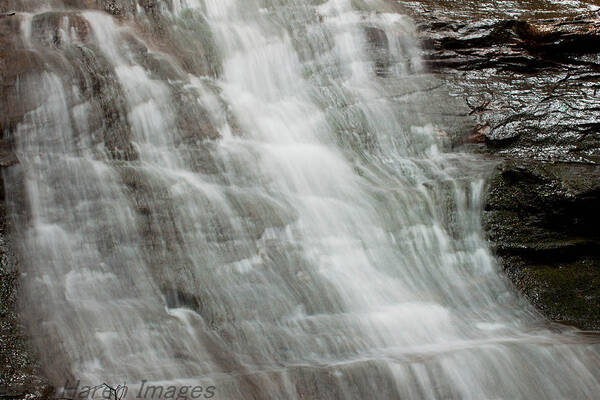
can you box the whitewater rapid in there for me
[2,0,600,398]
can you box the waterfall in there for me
[2,0,599,398]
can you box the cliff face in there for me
[400,0,600,329]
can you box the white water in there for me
[3,0,600,398]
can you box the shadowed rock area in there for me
[484,161,600,329]
[398,0,600,329]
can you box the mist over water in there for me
[3,0,600,398]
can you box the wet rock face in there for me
[422,18,600,71]
[364,26,391,77]
[0,202,52,399]
[397,0,600,329]
[484,161,600,329]
[420,16,600,163]
[1,4,223,393]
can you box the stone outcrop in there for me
[397,0,600,329]
[421,16,600,163]
[484,161,600,329]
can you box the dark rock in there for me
[420,17,600,71]
[364,26,391,76]
[0,152,19,168]
[401,0,600,163]
[163,288,203,313]
[31,12,91,47]
[1,187,53,399]
[100,0,129,16]
[73,45,140,161]
[396,0,600,329]
[483,160,600,329]
[0,14,46,136]
[0,140,18,169]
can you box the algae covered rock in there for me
[483,160,600,329]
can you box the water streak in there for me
[3,0,600,398]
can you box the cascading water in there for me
[2,0,600,398]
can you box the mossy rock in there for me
[484,160,600,329]
[518,260,600,330]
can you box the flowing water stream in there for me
[2,0,600,398]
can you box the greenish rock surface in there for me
[483,160,600,329]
